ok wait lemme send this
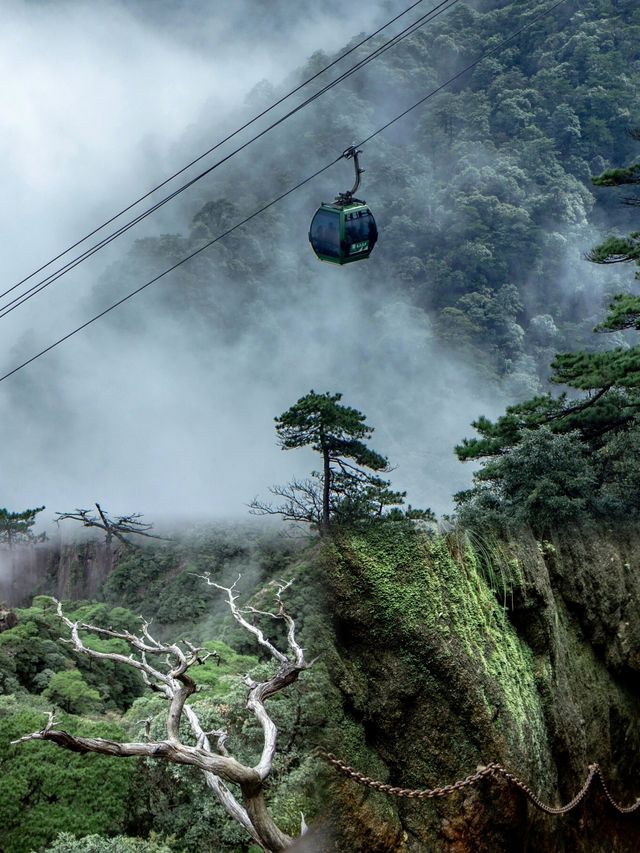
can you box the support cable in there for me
[0,0,571,384]
[0,158,342,384]
[0,0,454,310]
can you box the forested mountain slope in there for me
[99,0,640,394]
[0,529,332,853]
[1,519,638,852]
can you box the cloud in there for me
[0,0,501,526]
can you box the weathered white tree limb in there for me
[203,574,288,663]
[12,718,255,780]
[197,575,309,780]
[182,704,261,846]
[13,580,310,853]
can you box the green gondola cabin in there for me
[309,145,378,265]
[309,202,377,265]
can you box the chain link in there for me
[316,750,640,816]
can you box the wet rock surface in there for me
[322,525,640,852]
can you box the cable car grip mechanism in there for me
[335,144,365,206]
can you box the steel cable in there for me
[0,0,573,384]
[0,0,458,316]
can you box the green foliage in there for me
[456,394,566,461]
[0,608,68,695]
[0,505,45,546]
[455,428,597,533]
[116,583,328,852]
[99,528,288,627]
[595,293,640,331]
[255,391,417,530]
[122,750,251,852]
[102,553,213,626]
[182,640,257,695]
[100,550,184,615]
[592,162,640,187]
[586,233,640,269]
[436,284,525,371]
[42,670,101,715]
[455,380,640,531]
[0,702,135,853]
[456,126,640,531]
[0,540,329,853]
[551,347,640,390]
[0,598,144,712]
[98,0,640,398]
[41,833,174,853]
[275,391,381,460]
[6,3,640,846]
[590,144,640,273]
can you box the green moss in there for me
[331,528,547,757]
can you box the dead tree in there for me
[55,503,169,548]
[13,577,311,852]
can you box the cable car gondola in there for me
[309,146,378,265]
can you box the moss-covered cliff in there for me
[319,523,640,852]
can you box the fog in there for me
[0,0,505,528]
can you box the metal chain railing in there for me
[317,751,640,816]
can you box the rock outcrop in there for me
[320,524,640,852]
[0,604,18,632]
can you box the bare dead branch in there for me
[181,704,260,845]
[14,582,311,853]
[249,478,323,527]
[12,714,255,781]
[55,503,171,548]
[195,575,309,779]
[198,574,288,664]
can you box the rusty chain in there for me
[317,750,640,816]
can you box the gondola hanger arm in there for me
[335,144,366,205]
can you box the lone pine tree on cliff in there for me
[251,390,431,533]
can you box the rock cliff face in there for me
[0,539,117,607]
[0,605,18,632]
[321,524,640,853]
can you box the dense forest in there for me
[100,0,640,389]
[2,0,640,850]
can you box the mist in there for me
[1,0,508,527]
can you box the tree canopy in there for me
[0,506,45,547]
[95,0,640,403]
[253,391,424,532]
[455,132,640,532]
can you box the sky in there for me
[0,0,505,528]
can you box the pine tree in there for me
[455,136,640,527]
[0,506,45,547]
[252,391,409,533]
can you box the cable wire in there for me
[1,0,436,303]
[0,0,459,320]
[0,157,342,384]
[0,0,572,385]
